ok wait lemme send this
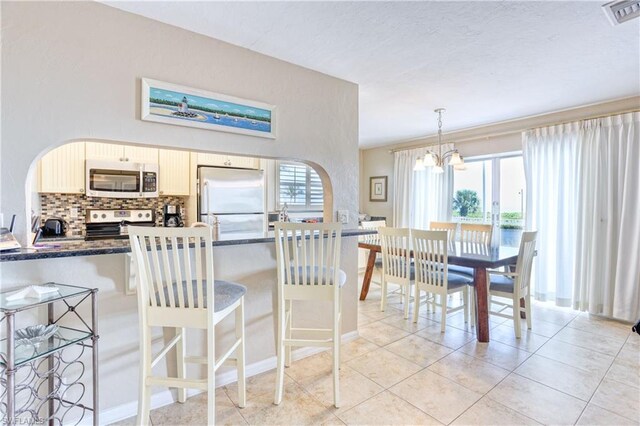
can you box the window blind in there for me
[278,162,323,210]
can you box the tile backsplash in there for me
[40,194,187,235]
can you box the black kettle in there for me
[42,217,69,237]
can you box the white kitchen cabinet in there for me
[196,153,259,169]
[158,149,190,196]
[124,146,158,163]
[85,142,158,164]
[85,142,124,161]
[39,142,86,193]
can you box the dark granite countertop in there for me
[1,228,375,262]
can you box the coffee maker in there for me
[163,204,184,227]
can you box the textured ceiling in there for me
[105,1,640,147]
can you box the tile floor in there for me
[113,280,640,425]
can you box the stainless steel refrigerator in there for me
[198,167,265,239]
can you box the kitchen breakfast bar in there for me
[0,229,370,424]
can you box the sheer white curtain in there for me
[524,123,580,306]
[393,145,453,228]
[574,112,640,321]
[524,112,640,321]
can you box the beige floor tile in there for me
[531,306,578,326]
[240,381,343,425]
[358,306,395,323]
[616,342,640,366]
[517,317,565,338]
[298,365,384,411]
[625,334,640,350]
[225,369,294,407]
[487,374,586,425]
[108,417,145,426]
[414,321,476,350]
[451,396,541,425]
[384,334,453,367]
[576,404,638,425]
[389,369,482,425]
[285,351,334,384]
[590,377,640,422]
[336,390,442,425]
[446,310,507,332]
[150,390,246,426]
[380,311,434,333]
[459,340,531,371]
[515,354,602,401]
[346,347,423,388]
[605,358,640,389]
[358,320,410,346]
[567,315,631,340]
[536,339,614,376]
[428,351,510,394]
[357,311,377,327]
[489,324,549,353]
[340,337,380,363]
[553,325,626,357]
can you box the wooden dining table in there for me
[358,240,521,342]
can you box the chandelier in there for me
[414,108,465,173]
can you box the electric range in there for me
[85,208,155,241]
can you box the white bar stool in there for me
[273,222,345,408]
[128,225,246,425]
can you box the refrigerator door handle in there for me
[204,181,210,225]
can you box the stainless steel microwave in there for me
[85,160,159,198]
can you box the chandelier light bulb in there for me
[450,151,463,166]
[433,165,444,174]
[424,153,436,167]
[413,157,425,171]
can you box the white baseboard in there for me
[100,330,359,425]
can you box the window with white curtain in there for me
[276,161,323,211]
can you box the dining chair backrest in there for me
[274,222,342,301]
[361,220,386,245]
[129,225,213,313]
[514,231,537,296]
[430,221,457,242]
[378,227,411,282]
[411,229,449,293]
[460,223,492,244]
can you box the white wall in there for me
[1,1,359,421]
[1,1,359,244]
[359,97,640,223]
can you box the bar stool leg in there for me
[207,322,216,425]
[332,298,340,408]
[285,300,292,367]
[176,328,187,403]
[236,298,246,408]
[274,299,286,405]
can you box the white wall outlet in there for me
[337,209,349,225]
[69,207,78,218]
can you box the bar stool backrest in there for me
[430,221,458,242]
[129,225,214,314]
[274,222,342,301]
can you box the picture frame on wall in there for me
[141,78,276,139]
[369,176,388,202]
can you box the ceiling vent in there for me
[602,1,640,25]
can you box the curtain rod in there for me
[388,109,640,154]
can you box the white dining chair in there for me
[460,223,493,244]
[430,221,458,242]
[128,225,246,425]
[273,222,345,408]
[379,227,414,318]
[411,229,472,331]
[361,220,386,285]
[487,231,538,338]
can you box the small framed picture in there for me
[369,176,388,202]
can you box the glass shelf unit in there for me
[0,282,99,426]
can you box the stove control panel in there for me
[86,209,154,224]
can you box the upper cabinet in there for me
[85,142,158,163]
[158,149,190,196]
[39,142,86,194]
[196,153,259,169]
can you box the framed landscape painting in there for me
[369,176,388,202]
[141,78,276,139]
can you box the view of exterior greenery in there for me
[452,189,480,217]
